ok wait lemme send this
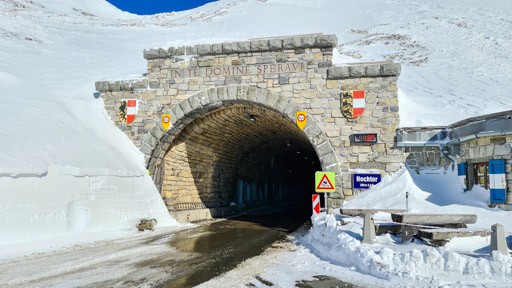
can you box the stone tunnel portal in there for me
[158,104,322,220]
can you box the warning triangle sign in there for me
[317,174,334,190]
[315,171,335,192]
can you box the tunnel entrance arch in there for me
[95,34,404,221]
[144,85,342,219]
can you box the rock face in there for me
[95,34,403,211]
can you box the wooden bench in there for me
[340,208,407,216]
[391,213,477,226]
[417,228,490,247]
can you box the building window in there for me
[473,162,489,189]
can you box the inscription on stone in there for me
[168,62,306,79]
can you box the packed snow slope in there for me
[0,0,511,249]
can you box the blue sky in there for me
[106,0,218,15]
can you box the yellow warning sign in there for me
[297,112,307,130]
[315,171,335,192]
[162,114,171,131]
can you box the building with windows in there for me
[397,110,512,207]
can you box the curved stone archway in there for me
[140,85,343,205]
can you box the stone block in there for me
[305,122,322,139]
[95,81,109,92]
[365,65,380,77]
[302,36,316,48]
[238,41,251,52]
[320,152,338,167]
[236,85,249,101]
[362,213,376,244]
[144,134,159,147]
[246,86,258,103]
[265,91,279,108]
[375,154,405,163]
[311,131,328,146]
[158,48,170,58]
[196,91,209,106]
[327,66,349,79]
[188,94,202,110]
[109,81,121,92]
[207,88,219,102]
[196,44,211,55]
[386,163,401,172]
[226,85,237,100]
[120,81,131,91]
[495,145,512,156]
[179,98,193,115]
[276,54,287,63]
[217,86,228,101]
[222,42,238,54]
[283,37,302,49]
[256,56,275,64]
[349,66,365,77]
[149,125,165,140]
[212,43,223,54]
[268,39,282,51]
[186,46,198,55]
[197,59,214,67]
[149,82,160,89]
[250,40,268,52]
[490,224,508,255]
[275,95,289,112]
[132,79,148,90]
[175,46,186,55]
[143,49,159,60]
[278,75,289,85]
[380,63,401,76]
[317,142,334,157]
[140,143,153,155]
[315,35,338,48]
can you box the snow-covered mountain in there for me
[0,0,511,252]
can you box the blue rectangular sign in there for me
[353,174,381,189]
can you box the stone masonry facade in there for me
[95,34,404,209]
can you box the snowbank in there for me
[0,165,177,249]
[304,214,512,286]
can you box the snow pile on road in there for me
[305,213,512,286]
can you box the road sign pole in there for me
[324,192,328,212]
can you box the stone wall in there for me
[405,146,451,174]
[95,34,404,208]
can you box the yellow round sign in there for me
[162,114,171,131]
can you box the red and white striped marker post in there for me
[312,194,320,216]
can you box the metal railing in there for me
[172,201,228,211]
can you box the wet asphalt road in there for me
[0,207,358,288]
[160,209,309,287]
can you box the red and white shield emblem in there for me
[341,91,365,119]
[118,99,137,124]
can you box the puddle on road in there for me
[159,216,294,288]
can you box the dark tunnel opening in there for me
[159,104,324,227]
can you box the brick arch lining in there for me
[141,85,343,205]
